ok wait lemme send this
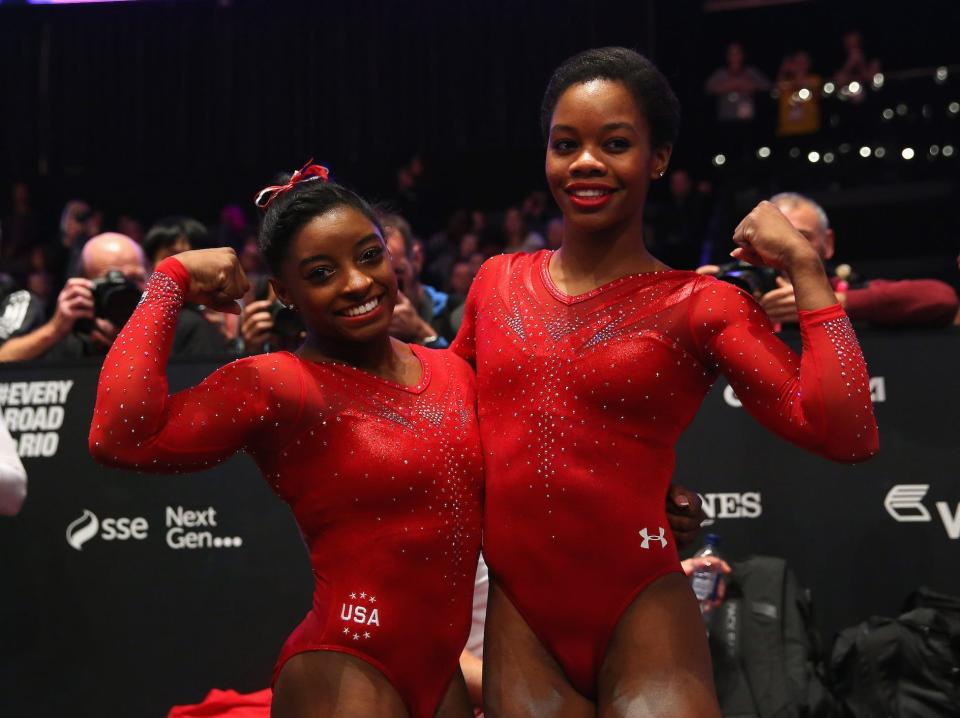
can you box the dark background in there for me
[1,0,959,274]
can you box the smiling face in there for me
[270,206,397,346]
[545,79,671,237]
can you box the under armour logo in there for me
[639,526,667,549]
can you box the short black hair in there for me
[143,216,209,263]
[258,177,384,275]
[540,47,680,149]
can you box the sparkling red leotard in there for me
[452,250,878,698]
[89,258,483,718]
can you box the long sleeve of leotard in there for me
[89,257,304,473]
[691,278,878,463]
[451,258,498,368]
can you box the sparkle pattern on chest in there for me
[294,359,479,597]
[483,260,708,531]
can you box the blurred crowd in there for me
[1,27,957,365]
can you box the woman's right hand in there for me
[173,248,250,314]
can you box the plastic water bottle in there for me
[690,533,723,614]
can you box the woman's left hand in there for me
[730,201,820,272]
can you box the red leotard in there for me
[89,258,483,718]
[451,250,878,698]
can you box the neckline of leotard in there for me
[283,343,432,394]
[537,249,689,306]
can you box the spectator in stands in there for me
[646,168,713,269]
[521,189,550,238]
[448,261,475,299]
[0,273,47,353]
[698,192,959,327]
[424,208,473,287]
[502,206,545,254]
[546,217,564,250]
[116,214,145,246]
[216,203,249,253]
[143,216,208,267]
[383,213,456,346]
[705,43,770,158]
[834,31,881,92]
[0,417,26,516]
[1,181,40,282]
[0,232,225,362]
[776,51,822,136]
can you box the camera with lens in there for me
[76,271,142,333]
[714,261,779,296]
[252,276,305,348]
[268,301,305,343]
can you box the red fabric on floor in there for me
[166,688,271,718]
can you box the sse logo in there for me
[65,509,148,551]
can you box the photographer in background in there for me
[0,232,225,362]
[239,275,305,354]
[699,192,959,328]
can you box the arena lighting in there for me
[896,103,908,116]
[922,105,933,119]
[823,81,836,95]
[823,152,836,164]
[872,72,885,89]
[882,108,895,120]
[948,101,959,116]
[859,146,872,158]
[798,88,811,101]
[789,147,801,158]
[935,66,948,84]
[712,153,726,167]
[874,147,887,159]
[756,146,771,159]
[848,81,862,95]
[839,143,851,154]
[943,145,955,157]
[929,144,940,156]
[901,147,915,160]
[807,151,820,163]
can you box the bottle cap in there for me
[705,533,721,546]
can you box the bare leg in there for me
[597,572,721,718]
[271,650,408,718]
[434,668,473,718]
[482,580,595,718]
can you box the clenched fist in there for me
[173,248,251,315]
[731,201,821,272]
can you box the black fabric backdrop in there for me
[0,328,958,717]
[3,0,959,232]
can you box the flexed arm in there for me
[89,250,302,472]
[693,203,879,462]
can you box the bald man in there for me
[698,193,959,328]
[0,232,224,362]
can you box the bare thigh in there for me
[271,650,408,718]
[271,650,472,718]
[482,580,595,718]
[434,669,473,718]
[597,572,721,718]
